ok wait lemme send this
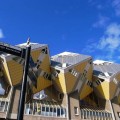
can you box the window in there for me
[58,93,63,100]
[57,108,60,116]
[89,59,92,64]
[37,64,40,69]
[50,107,53,112]
[69,69,78,77]
[74,107,79,115]
[43,72,51,80]
[117,112,120,118]
[96,80,100,85]
[99,78,104,82]
[87,81,93,88]
[61,108,66,117]
[53,71,58,78]
[93,70,105,76]
[54,108,56,112]
[46,107,49,112]
[42,106,45,111]
[42,48,48,54]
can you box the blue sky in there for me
[0,0,120,63]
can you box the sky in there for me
[0,0,120,63]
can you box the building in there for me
[0,43,119,120]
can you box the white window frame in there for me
[74,107,79,115]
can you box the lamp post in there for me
[17,42,31,120]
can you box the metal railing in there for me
[24,101,66,118]
[80,106,113,120]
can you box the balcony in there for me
[24,100,66,118]
[80,105,113,120]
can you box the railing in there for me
[24,101,66,118]
[80,106,113,120]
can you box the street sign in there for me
[0,42,25,58]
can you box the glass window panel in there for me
[42,106,45,111]
[57,108,60,116]
[50,107,52,112]
[46,107,49,112]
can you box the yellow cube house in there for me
[0,43,52,95]
[93,60,120,100]
[51,52,93,100]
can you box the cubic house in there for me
[0,43,120,120]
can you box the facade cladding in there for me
[0,43,119,120]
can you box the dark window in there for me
[54,108,56,112]
[50,108,52,112]
[61,109,64,115]
[93,70,105,76]
[57,108,60,116]
[90,83,93,88]
[99,78,104,82]
[48,75,51,80]
[56,70,60,74]
[37,64,40,69]
[58,93,63,100]
[46,107,49,112]
[96,80,100,85]
[42,48,48,54]
[42,107,45,111]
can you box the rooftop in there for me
[93,60,120,77]
[17,42,47,50]
[51,52,91,69]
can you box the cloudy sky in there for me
[0,0,120,63]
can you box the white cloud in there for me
[83,23,120,62]
[0,29,4,39]
[93,15,109,28]
[98,23,120,52]
[82,43,96,53]
[112,0,120,16]
[96,23,120,61]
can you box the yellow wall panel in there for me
[65,61,88,93]
[80,65,93,100]
[40,55,50,73]
[53,73,67,93]
[2,61,12,85]
[30,48,51,93]
[31,49,41,62]
[65,59,92,95]
[64,72,76,93]
[80,84,93,99]
[33,76,52,94]
[74,61,88,73]
[96,81,110,100]
[86,65,93,81]
[109,81,117,99]
[7,60,23,85]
